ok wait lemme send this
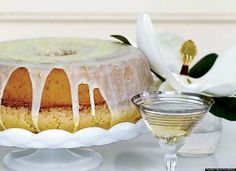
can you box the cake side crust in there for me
[0,104,140,133]
[2,67,106,109]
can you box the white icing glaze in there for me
[0,38,128,64]
[28,66,52,131]
[88,84,96,117]
[63,66,81,131]
[0,38,155,132]
[68,78,80,131]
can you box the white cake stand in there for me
[0,119,147,171]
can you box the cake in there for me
[0,38,154,133]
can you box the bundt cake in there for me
[0,38,154,133]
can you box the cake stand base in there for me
[3,148,102,171]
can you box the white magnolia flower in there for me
[136,14,236,97]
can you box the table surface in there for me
[0,119,234,171]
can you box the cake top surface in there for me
[0,38,140,65]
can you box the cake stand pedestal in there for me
[0,119,147,171]
[4,148,102,171]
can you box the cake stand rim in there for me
[0,119,147,149]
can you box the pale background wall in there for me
[0,0,236,57]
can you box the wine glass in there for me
[131,91,214,171]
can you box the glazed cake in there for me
[0,38,154,133]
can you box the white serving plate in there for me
[1,119,147,171]
[0,119,147,149]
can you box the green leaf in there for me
[189,53,218,78]
[110,35,132,45]
[210,97,236,121]
[150,69,165,82]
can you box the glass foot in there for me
[3,148,103,171]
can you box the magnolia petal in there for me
[136,14,163,76]
[192,44,236,96]
[192,45,236,96]
[166,45,236,97]
[157,32,184,73]
[136,14,183,78]
[137,14,236,97]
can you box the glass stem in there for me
[164,153,177,171]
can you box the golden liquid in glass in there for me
[141,102,205,144]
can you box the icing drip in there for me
[88,84,96,116]
[0,65,17,129]
[28,66,52,132]
[102,67,119,124]
[64,67,80,132]
[131,60,142,95]
[70,81,80,132]
[64,65,98,130]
